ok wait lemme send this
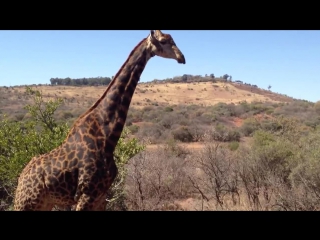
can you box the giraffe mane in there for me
[66,36,148,136]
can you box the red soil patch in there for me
[232,117,244,127]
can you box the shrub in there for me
[125,145,191,210]
[239,118,260,136]
[314,101,320,114]
[14,113,26,121]
[261,119,281,132]
[228,130,241,142]
[159,114,177,129]
[209,124,241,142]
[0,87,70,206]
[128,124,139,134]
[62,111,74,120]
[106,128,145,210]
[228,141,239,151]
[137,124,164,143]
[164,106,174,112]
[172,126,193,142]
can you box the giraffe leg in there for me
[75,193,97,211]
[75,192,111,211]
[74,156,118,211]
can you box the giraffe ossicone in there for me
[13,30,185,211]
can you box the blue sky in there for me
[0,30,319,102]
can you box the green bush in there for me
[0,87,70,205]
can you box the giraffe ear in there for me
[149,30,163,53]
[150,30,158,44]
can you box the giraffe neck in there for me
[98,38,151,148]
[66,37,153,152]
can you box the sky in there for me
[0,30,319,102]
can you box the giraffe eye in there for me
[160,40,167,44]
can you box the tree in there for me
[50,78,57,85]
[48,77,113,86]
[268,85,272,91]
[222,74,229,80]
[65,78,71,85]
[182,74,188,82]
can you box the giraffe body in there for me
[14,30,185,211]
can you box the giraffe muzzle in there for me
[177,55,186,64]
[172,46,186,64]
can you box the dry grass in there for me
[134,82,283,107]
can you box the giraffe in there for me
[13,30,186,211]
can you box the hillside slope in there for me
[0,79,294,120]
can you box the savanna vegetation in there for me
[1,75,320,211]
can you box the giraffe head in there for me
[148,30,186,64]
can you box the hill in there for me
[1,75,318,147]
[0,76,294,120]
